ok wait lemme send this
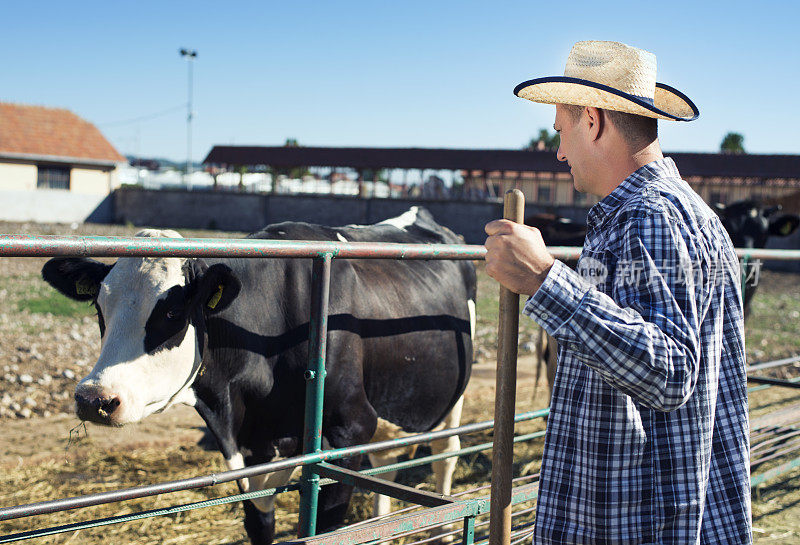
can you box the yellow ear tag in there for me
[207,284,224,309]
[75,276,98,296]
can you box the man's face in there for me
[554,104,590,194]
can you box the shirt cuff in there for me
[523,259,592,338]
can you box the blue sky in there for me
[2,1,798,162]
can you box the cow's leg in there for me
[244,501,276,545]
[226,451,296,545]
[315,412,375,533]
[367,451,399,517]
[429,395,465,543]
[429,395,464,497]
[310,452,364,532]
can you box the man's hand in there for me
[484,220,555,295]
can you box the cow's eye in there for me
[166,308,182,320]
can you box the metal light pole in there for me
[179,48,197,185]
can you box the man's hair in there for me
[563,104,658,147]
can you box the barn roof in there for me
[203,145,800,180]
[0,102,126,166]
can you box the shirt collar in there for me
[586,157,680,228]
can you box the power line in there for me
[99,104,186,128]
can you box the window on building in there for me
[37,165,71,190]
[537,184,552,203]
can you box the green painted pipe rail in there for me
[0,233,798,261]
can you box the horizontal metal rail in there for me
[0,234,487,259]
[748,355,800,373]
[0,487,290,544]
[1,234,797,261]
[0,408,549,521]
[751,456,800,488]
[748,376,800,389]
[280,484,539,545]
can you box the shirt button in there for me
[568,343,579,351]
[540,312,550,321]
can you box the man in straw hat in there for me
[485,41,751,544]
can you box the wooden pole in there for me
[488,189,525,545]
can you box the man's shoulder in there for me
[614,170,717,235]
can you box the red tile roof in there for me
[0,102,125,164]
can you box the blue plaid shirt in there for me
[524,158,752,544]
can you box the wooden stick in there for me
[489,189,525,545]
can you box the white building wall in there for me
[0,162,36,191]
[70,167,111,195]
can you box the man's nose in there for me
[556,147,567,162]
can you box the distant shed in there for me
[0,102,126,223]
[204,145,800,206]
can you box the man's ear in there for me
[187,263,241,314]
[585,106,603,141]
[41,258,113,301]
[769,214,800,237]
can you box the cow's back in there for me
[215,208,475,434]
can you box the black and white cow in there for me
[41,207,476,544]
[713,199,800,317]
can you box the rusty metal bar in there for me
[3,233,793,262]
[748,355,800,373]
[0,234,486,260]
[312,463,455,507]
[282,498,490,545]
[489,189,525,545]
[299,254,333,537]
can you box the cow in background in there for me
[41,207,476,545]
[524,214,584,400]
[713,200,800,317]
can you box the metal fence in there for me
[2,206,800,544]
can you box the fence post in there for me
[740,253,751,309]
[489,189,525,545]
[298,253,333,537]
[462,514,476,545]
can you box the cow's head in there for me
[713,200,800,248]
[41,229,240,426]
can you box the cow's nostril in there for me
[75,391,121,420]
[98,397,120,417]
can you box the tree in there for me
[284,138,299,147]
[526,128,560,151]
[720,132,745,154]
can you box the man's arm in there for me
[486,211,703,412]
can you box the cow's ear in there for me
[712,203,726,216]
[41,258,112,301]
[769,214,800,237]
[189,263,241,314]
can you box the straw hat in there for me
[514,41,699,121]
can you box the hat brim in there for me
[513,76,699,121]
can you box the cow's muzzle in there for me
[75,386,122,426]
